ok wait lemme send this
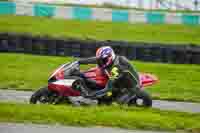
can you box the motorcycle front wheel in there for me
[30,87,59,104]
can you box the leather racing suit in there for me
[78,55,140,104]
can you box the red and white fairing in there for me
[47,64,158,97]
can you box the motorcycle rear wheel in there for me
[129,90,152,107]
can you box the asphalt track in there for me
[1,89,199,133]
[0,89,200,113]
[0,123,171,133]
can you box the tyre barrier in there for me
[0,32,200,64]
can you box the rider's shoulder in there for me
[118,56,129,63]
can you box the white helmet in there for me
[96,46,116,68]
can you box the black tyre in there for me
[30,87,56,104]
[129,90,152,107]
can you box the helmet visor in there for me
[97,55,111,67]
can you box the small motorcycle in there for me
[30,61,158,107]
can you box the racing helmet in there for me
[96,46,116,68]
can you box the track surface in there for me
[1,90,200,113]
[0,123,171,133]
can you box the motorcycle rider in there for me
[77,46,141,105]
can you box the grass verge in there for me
[0,102,200,132]
[0,15,200,45]
[0,53,200,102]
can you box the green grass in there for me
[0,15,200,45]
[1,53,200,102]
[0,102,200,132]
